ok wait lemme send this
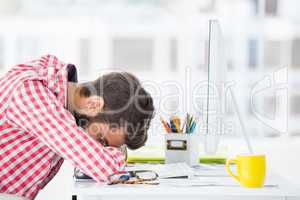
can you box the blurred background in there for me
[0,0,299,199]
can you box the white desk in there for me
[71,165,300,200]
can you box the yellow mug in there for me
[226,154,266,188]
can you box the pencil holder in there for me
[164,133,200,166]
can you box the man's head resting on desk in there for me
[68,72,154,150]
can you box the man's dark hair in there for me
[80,72,154,150]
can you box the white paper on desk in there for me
[192,164,230,177]
[161,178,279,188]
[160,178,238,187]
[126,163,193,179]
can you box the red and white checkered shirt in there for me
[0,55,126,199]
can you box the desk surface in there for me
[71,164,300,200]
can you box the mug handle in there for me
[226,159,239,182]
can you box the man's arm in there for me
[6,80,126,182]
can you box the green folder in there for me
[127,146,227,164]
[127,156,226,164]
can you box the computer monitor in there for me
[205,20,253,155]
[205,20,226,155]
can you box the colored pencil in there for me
[160,117,172,133]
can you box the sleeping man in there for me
[0,55,154,200]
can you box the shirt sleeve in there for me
[5,80,126,182]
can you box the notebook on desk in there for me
[74,162,193,182]
[126,162,193,179]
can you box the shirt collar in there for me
[66,64,78,83]
[63,64,78,107]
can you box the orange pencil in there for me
[171,116,181,133]
[160,117,172,133]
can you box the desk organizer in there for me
[165,133,200,166]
